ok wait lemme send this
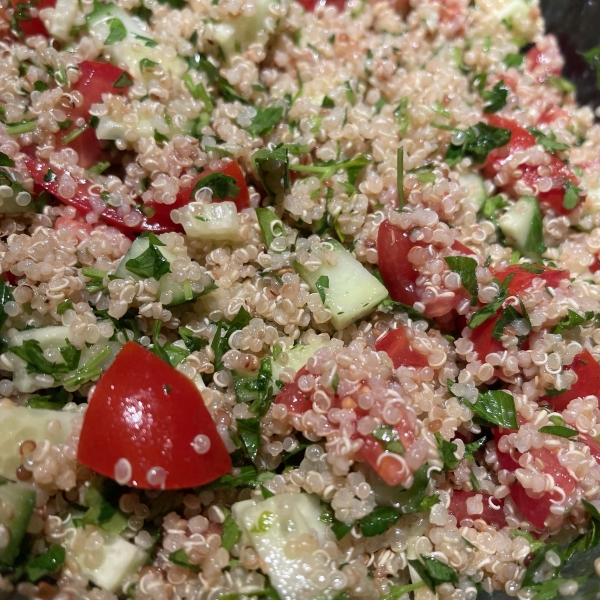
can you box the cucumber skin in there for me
[0,480,36,566]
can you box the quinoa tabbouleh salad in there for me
[4,0,600,598]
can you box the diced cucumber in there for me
[231,493,332,600]
[95,115,154,141]
[270,339,339,383]
[294,240,388,330]
[86,3,186,81]
[114,236,202,306]
[0,192,34,213]
[5,327,121,393]
[48,0,79,41]
[459,172,486,212]
[213,0,279,62]
[178,201,241,241]
[0,480,36,566]
[114,236,177,280]
[498,196,546,256]
[72,526,147,593]
[0,405,78,480]
[7,326,70,393]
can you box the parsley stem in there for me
[87,161,111,176]
[81,268,107,279]
[381,581,427,600]
[62,124,88,145]
[397,147,404,210]
[63,346,111,387]
[7,120,37,135]
[183,73,214,112]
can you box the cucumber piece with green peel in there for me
[0,480,36,566]
[231,493,332,600]
[178,201,241,241]
[0,405,78,480]
[71,526,147,593]
[294,239,388,330]
[458,172,486,212]
[498,196,546,256]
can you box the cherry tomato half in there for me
[448,491,506,528]
[374,327,429,369]
[78,342,232,489]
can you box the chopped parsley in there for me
[445,122,511,166]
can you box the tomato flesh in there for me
[494,432,576,529]
[579,432,600,464]
[470,314,504,362]
[377,220,421,306]
[167,160,250,216]
[375,327,429,369]
[78,342,232,489]
[448,491,506,528]
[10,0,54,37]
[538,349,600,411]
[484,115,580,215]
[355,415,416,487]
[493,264,569,296]
[275,366,313,415]
[56,61,132,169]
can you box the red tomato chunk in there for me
[448,491,506,528]
[374,327,429,369]
[77,342,232,489]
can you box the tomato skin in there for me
[24,156,173,234]
[377,220,420,306]
[78,342,232,489]
[355,415,416,487]
[538,349,600,411]
[55,62,132,169]
[484,115,580,215]
[494,432,576,529]
[296,0,346,10]
[448,491,506,528]
[10,0,54,37]
[173,161,250,215]
[493,264,569,296]
[470,314,504,362]
[275,366,313,415]
[375,327,429,369]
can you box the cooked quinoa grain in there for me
[1,0,600,598]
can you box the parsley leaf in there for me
[491,304,529,345]
[191,172,239,201]
[315,275,329,303]
[482,79,509,113]
[563,180,582,211]
[113,71,133,88]
[446,122,511,166]
[236,417,261,461]
[359,506,400,537]
[290,154,370,184]
[221,513,242,551]
[211,307,252,372]
[552,309,594,335]
[0,152,15,167]
[380,296,435,329]
[104,18,126,45]
[178,327,208,352]
[463,436,487,461]
[461,390,518,429]
[580,44,600,90]
[246,106,284,137]
[10,339,72,375]
[538,425,579,438]
[151,320,173,366]
[444,256,478,298]
[252,146,290,199]
[408,555,458,592]
[59,339,81,371]
[504,53,524,68]
[434,432,459,471]
[527,127,569,153]
[0,279,15,330]
[372,424,404,455]
[169,548,200,570]
[468,277,511,329]
[25,545,66,582]
[255,208,285,249]
[124,234,170,280]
